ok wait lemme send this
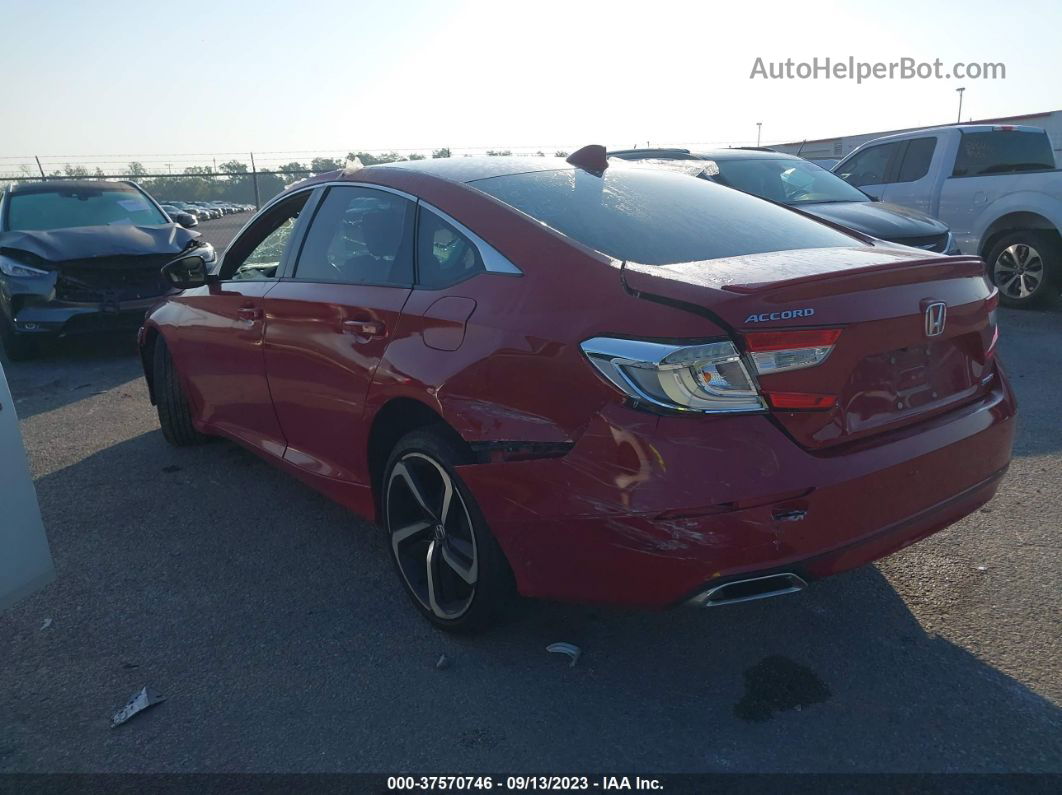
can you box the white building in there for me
[771,109,1062,161]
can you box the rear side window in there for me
[836,142,902,187]
[416,206,485,288]
[295,186,413,286]
[953,131,1056,176]
[470,168,858,265]
[896,137,936,182]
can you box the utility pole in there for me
[249,152,261,210]
[955,87,965,124]
[756,122,762,147]
[34,156,45,178]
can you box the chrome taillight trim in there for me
[580,336,767,415]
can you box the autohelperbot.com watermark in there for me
[750,56,1005,83]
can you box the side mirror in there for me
[161,255,213,290]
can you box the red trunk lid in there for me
[622,244,998,449]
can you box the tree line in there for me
[35,148,570,206]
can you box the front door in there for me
[173,191,310,456]
[835,140,903,201]
[262,185,415,483]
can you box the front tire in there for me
[153,337,208,446]
[986,231,1060,309]
[383,428,514,633]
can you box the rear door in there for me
[171,190,310,456]
[877,136,941,217]
[262,184,415,483]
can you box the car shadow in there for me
[2,429,1059,773]
[0,331,143,421]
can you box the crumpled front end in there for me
[0,225,207,338]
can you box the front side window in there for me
[294,186,413,286]
[5,184,168,231]
[221,192,309,281]
[471,167,858,265]
[713,158,869,204]
[836,142,901,187]
[896,137,937,182]
[416,207,485,288]
[953,131,1055,176]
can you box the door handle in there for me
[342,319,386,339]
[237,306,263,322]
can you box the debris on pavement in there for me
[546,642,581,668]
[111,686,166,728]
[435,654,450,671]
[40,618,52,630]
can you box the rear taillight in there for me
[742,328,844,411]
[581,337,766,414]
[767,392,837,410]
[743,329,842,374]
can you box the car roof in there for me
[367,156,573,183]
[610,148,802,163]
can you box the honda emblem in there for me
[924,302,947,337]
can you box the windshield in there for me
[712,158,869,205]
[471,167,859,265]
[6,185,168,231]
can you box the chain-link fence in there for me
[0,148,588,210]
[0,168,316,211]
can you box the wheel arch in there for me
[140,325,161,405]
[978,211,1060,259]
[366,397,475,522]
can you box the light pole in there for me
[955,87,965,123]
[756,122,762,147]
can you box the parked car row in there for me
[160,200,253,225]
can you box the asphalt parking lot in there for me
[0,238,1059,771]
[192,214,249,253]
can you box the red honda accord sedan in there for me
[139,147,1015,631]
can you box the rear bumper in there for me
[458,373,1016,608]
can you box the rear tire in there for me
[986,230,1060,309]
[153,337,208,446]
[383,428,514,633]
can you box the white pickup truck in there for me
[834,124,1062,308]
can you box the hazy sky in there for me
[1,0,1059,171]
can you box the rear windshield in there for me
[5,185,168,231]
[953,131,1056,176]
[471,167,860,265]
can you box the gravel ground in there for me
[0,284,1059,773]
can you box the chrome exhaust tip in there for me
[686,573,808,608]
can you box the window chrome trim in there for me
[243,181,522,281]
[419,201,523,275]
[247,180,419,231]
